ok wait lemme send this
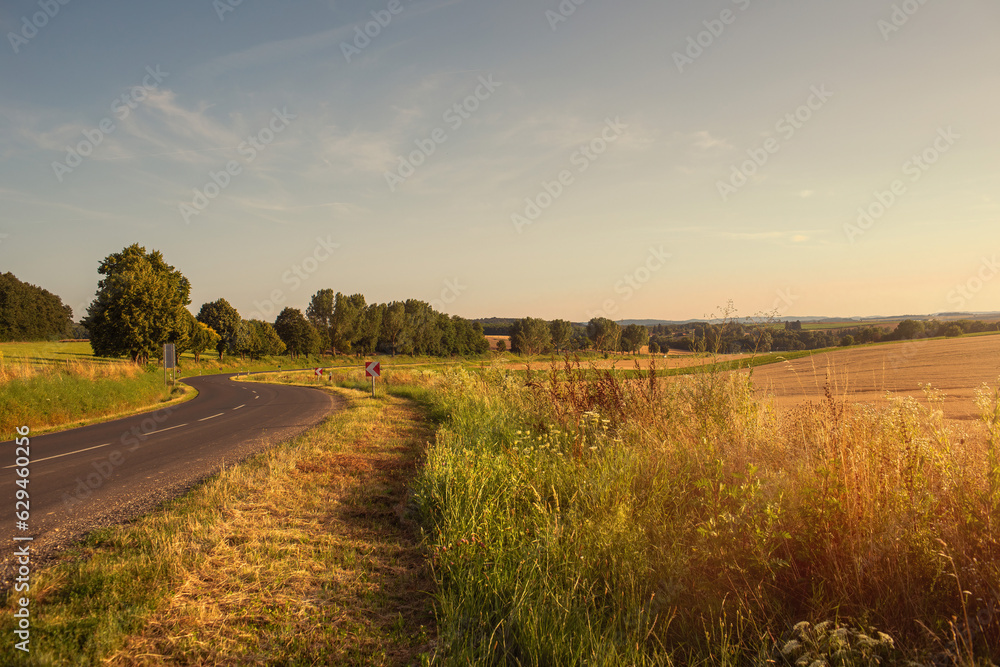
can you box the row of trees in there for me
[64,245,1000,363]
[656,318,1000,354]
[504,317,651,355]
[0,272,74,342]
[192,292,492,361]
[81,245,490,364]
[304,290,489,357]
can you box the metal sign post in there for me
[164,343,176,387]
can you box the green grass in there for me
[0,342,187,440]
[399,359,1000,665]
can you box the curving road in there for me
[1,373,337,588]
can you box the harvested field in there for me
[750,334,1000,421]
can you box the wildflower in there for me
[781,640,802,657]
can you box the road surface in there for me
[1,373,337,588]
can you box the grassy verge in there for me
[1,386,437,665]
[0,365,187,441]
[400,360,1000,665]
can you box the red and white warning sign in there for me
[314,368,323,377]
[365,362,381,378]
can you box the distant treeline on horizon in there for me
[3,255,998,361]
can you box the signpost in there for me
[164,343,175,386]
[365,361,381,397]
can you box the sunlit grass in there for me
[0,387,437,665]
[407,358,1000,665]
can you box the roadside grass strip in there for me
[1,387,437,665]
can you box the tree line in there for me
[648,318,1000,354]
[80,245,489,364]
[0,272,74,342]
[504,317,651,355]
[500,315,1000,357]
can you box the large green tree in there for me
[197,298,241,360]
[306,289,335,351]
[587,317,621,353]
[354,303,385,355]
[330,293,366,354]
[549,319,574,352]
[178,315,220,363]
[83,245,191,364]
[379,301,410,356]
[621,324,650,354]
[510,317,552,355]
[274,308,320,359]
[0,273,73,341]
[249,319,285,358]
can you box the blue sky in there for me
[2,0,998,322]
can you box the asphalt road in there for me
[1,373,337,588]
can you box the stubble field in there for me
[750,333,1000,422]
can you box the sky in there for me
[1,0,998,323]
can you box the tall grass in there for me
[410,358,1000,665]
[0,356,169,439]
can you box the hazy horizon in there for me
[2,0,998,323]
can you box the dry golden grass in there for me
[0,356,142,383]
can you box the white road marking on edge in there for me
[198,413,224,422]
[3,442,112,468]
